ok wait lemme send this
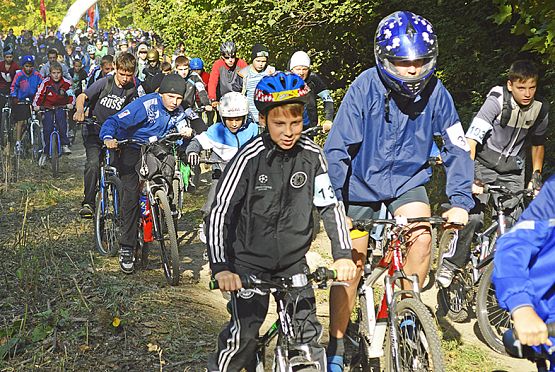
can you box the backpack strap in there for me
[499,85,512,128]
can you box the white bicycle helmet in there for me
[218,92,249,118]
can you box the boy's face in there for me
[161,93,183,111]
[73,62,82,71]
[102,63,114,75]
[224,117,243,133]
[50,69,62,82]
[115,69,134,87]
[252,57,267,73]
[4,54,13,64]
[222,54,236,68]
[47,53,57,63]
[508,78,537,107]
[23,63,33,74]
[391,58,424,77]
[291,65,309,80]
[261,106,303,150]
[175,65,189,78]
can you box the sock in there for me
[327,335,345,357]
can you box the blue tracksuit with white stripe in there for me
[493,175,555,368]
[206,133,352,371]
[324,67,474,211]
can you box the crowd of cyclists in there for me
[0,9,553,372]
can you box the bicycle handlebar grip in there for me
[209,279,219,290]
[548,322,555,337]
[313,267,337,281]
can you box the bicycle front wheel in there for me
[51,133,59,177]
[94,176,123,256]
[386,298,444,372]
[154,190,180,285]
[476,262,510,354]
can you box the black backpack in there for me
[496,85,549,128]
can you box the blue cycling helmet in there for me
[189,57,204,70]
[374,11,438,98]
[20,55,35,66]
[254,71,311,115]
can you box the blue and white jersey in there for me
[99,92,188,142]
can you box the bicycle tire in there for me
[94,176,123,256]
[0,111,5,148]
[436,229,470,323]
[155,189,180,285]
[385,298,445,372]
[4,110,13,147]
[51,133,59,177]
[172,174,184,219]
[476,262,510,355]
[31,123,42,161]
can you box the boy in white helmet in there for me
[289,50,334,132]
[186,92,259,213]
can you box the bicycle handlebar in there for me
[483,184,533,197]
[353,216,447,231]
[209,267,337,291]
[503,323,555,359]
[301,126,325,136]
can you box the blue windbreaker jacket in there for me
[324,68,474,211]
[10,70,43,101]
[493,175,555,353]
[100,93,188,142]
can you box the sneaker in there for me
[79,203,94,219]
[119,246,135,274]
[15,141,22,155]
[62,145,72,155]
[38,154,48,167]
[436,260,456,288]
[326,355,344,372]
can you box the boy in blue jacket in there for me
[493,175,555,369]
[323,11,474,369]
[100,74,192,273]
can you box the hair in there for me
[262,103,305,119]
[508,60,539,82]
[115,52,136,73]
[101,54,114,66]
[161,61,172,72]
[47,48,58,56]
[49,61,62,73]
[174,56,189,68]
[73,59,82,67]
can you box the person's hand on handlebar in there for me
[442,207,468,228]
[512,306,552,347]
[472,179,484,195]
[214,270,242,292]
[103,138,118,149]
[73,109,85,122]
[331,258,357,281]
[179,127,193,138]
[211,101,219,108]
[66,104,74,110]
[321,119,333,133]
[32,105,39,112]
[527,170,542,197]
[204,105,213,112]
[188,152,199,166]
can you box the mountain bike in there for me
[503,323,555,372]
[135,132,183,285]
[92,128,126,257]
[210,266,337,372]
[437,185,532,353]
[346,216,446,371]
[0,94,11,148]
[14,100,42,180]
[40,107,69,177]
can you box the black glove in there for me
[529,170,542,191]
[188,152,199,166]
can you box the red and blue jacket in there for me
[33,77,75,108]
[10,70,43,101]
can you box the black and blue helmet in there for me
[254,71,310,115]
[374,11,438,98]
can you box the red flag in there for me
[40,0,46,23]
[87,6,95,29]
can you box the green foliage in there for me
[491,0,555,62]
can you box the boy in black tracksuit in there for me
[206,72,356,371]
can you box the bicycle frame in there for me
[99,147,120,216]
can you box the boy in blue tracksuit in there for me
[100,74,192,273]
[493,175,555,370]
[323,11,474,369]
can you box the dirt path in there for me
[0,138,537,371]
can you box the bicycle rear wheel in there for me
[51,133,59,177]
[94,176,123,256]
[154,190,180,285]
[385,298,444,371]
[476,262,510,355]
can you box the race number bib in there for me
[313,173,336,207]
